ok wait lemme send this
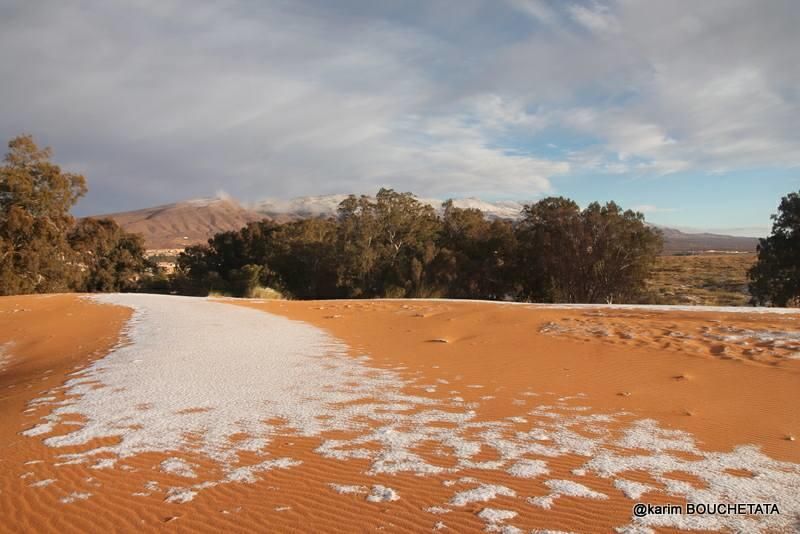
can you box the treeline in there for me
[175,189,664,303]
[11,131,795,307]
[3,134,665,303]
[0,135,156,295]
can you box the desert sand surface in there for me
[1,294,799,533]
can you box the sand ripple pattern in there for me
[540,312,800,365]
[19,294,800,532]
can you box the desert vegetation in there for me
[0,135,156,295]
[749,191,800,306]
[174,189,663,303]
[2,134,798,307]
[646,254,755,306]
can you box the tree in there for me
[336,194,382,296]
[69,217,156,292]
[749,191,800,306]
[435,201,518,299]
[0,135,87,295]
[268,219,341,298]
[169,189,662,304]
[579,201,663,303]
[515,197,584,302]
[336,189,441,297]
[175,221,281,297]
[174,243,224,295]
[516,197,662,303]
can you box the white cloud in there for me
[506,0,560,25]
[0,0,575,212]
[568,2,619,34]
[496,0,800,174]
[631,204,678,214]
[0,0,797,213]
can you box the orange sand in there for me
[1,295,798,533]
[238,300,800,462]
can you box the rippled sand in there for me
[1,294,799,533]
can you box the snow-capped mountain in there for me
[251,195,527,221]
[97,193,758,253]
[250,195,351,220]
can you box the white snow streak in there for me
[15,294,800,532]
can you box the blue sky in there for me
[1,0,798,236]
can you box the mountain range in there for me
[96,194,760,254]
[251,195,527,222]
[97,196,263,249]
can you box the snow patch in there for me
[450,484,516,506]
[507,459,549,479]
[329,483,367,495]
[544,479,608,500]
[616,420,697,453]
[224,458,300,484]
[477,507,517,523]
[366,485,400,502]
[23,294,428,494]
[528,494,560,509]
[160,457,198,478]
[165,487,197,504]
[613,479,653,500]
[91,458,116,470]
[21,420,56,437]
[60,492,91,504]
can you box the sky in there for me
[1,0,798,236]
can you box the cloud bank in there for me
[0,0,797,213]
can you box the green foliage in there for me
[516,197,663,303]
[69,217,157,292]
[227,264,264,298]
[175,222,281,297]
[749,191,800,306]
[269,218,340,298]
[176,189,663,303]
[336,189,440,297]
[0,134,667,303]
[434,201,518,299]
[0,135,87,295]
[0,135,157,296]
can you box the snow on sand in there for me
[17,294,800,531]
[21,294,412,493]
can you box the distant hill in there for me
[253,195,759,253]
[654,226,759,254]
[97,194,760,253]
[97,196,264,249]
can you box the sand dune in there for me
[1,295,799,533]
